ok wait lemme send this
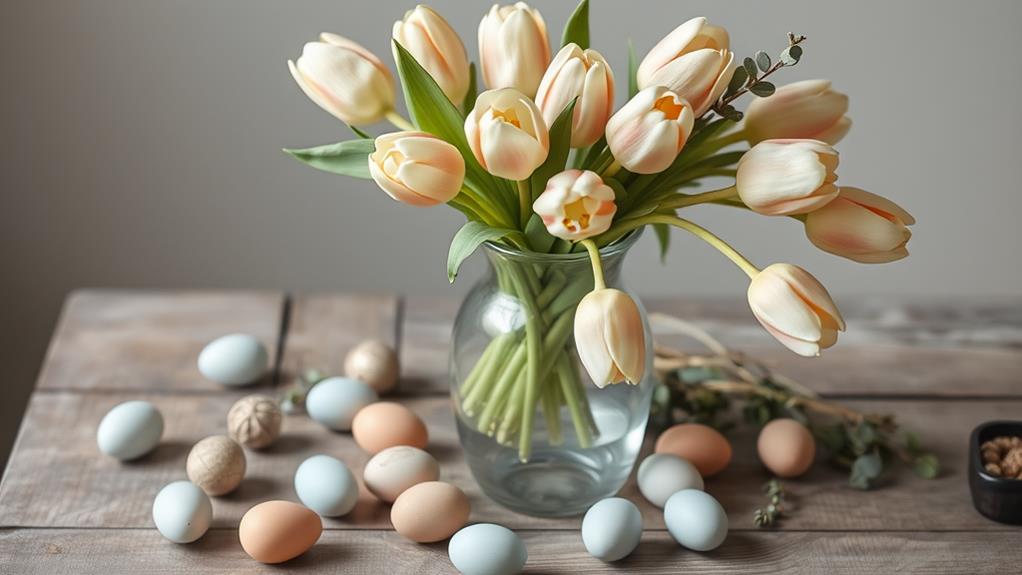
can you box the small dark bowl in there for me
[969,420,1022,524]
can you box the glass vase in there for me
[450,231,654,517]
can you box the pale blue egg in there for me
[664,489,728,551]
[152,481,212,543]
[96,400,163,460]
[448,523,527,575]
[294,454,359,517]
[305,377,377,431]
[581,497,643,561]
[197,334,268,386]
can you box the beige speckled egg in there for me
[363,446,440,503]
[757,418,816,478]
[344,340,400,394]
[227,394,282,449]
[186,435,246,496]
[352,402,428,455]
[391,481,469,543]
[239,500,322,564]
[654,423,732,477]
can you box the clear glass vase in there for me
[450,231,655,517]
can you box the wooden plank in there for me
[2,391,1018,532]
[399,296,459,395]
[35,290,285,392]
[1,528,1019,574]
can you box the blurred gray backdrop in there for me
[2,0,1021,467]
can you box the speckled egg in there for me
[757,418,816,478]
[97,400,164,461]
[152,481,212,543]
[294,454,359,517]
[449,523,527,575]
[352,402,428,454]
[305,377,378,431]
[637,453,704,508]
[197,334,268,386]
[580,497,643,562]
[363,446,439,503]
[239,500,322,564]
[654,423,732,477]
[391,481,469,543]
[664,489,728,551]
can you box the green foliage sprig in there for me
[753,479,788,527]
[713,33,807,122]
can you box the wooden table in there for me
[1,290,1020,574]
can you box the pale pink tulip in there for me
[464,88,549,180]
[532,170,617,240]
[805,187,914,263]
[605,86,695,174]
[574,289,646,387]
[368,131,465,206]
[393,5,470,104]
[736,139,840,215]
[478,2,551,97]
[743,79,851,145]
[535,43,615,148]
[289,33,395,126]
[747,264,845,357]
[636,17,733,116]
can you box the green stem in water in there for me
[384,110,415,131]
[508,269,543,462]
[659,186,738,210]
[517,179,531,229]
[580,239,606,290]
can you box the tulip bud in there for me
[804,187,914,263]
[636,17,733,116]
[288,33,395,126]
[478,2,551,97]
[532,170,617,241]
[535,44,615,148]
[574,289,646,388]
[605,86,695,174]
[368,131,465,206]
[743,79,852,145]
[393,5,470,104]
[736,139,840,215]
[747,264,845,357]
[464,88,549,180]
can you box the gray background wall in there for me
[2,0,1020,467]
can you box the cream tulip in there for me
[574,289,646,388]
[478,2,551,97]
[535,43,615,148]
[743,79,851,145]
[747,264,845,357]
[464,88,549,180]
[636,17,733,116]
[736,139,840,215]
[368,131,465,206]
[533,170,617,241]
[288,33,395,126]
[805,187,914,263]
[605,86,695,174]
[393,5,470,104]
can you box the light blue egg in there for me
[294,454,359,517]
[197,334,268,386]
[664,489,728,551]
[305,377,377,431]
[96,400,164,460]
[449,523,527,575]
[152,481,212,543]
[581,497,643,561]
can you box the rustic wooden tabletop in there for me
[1,290,1020,574]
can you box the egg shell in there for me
[757,418,816,478]
[239,500,322,564]
[344,340,400,394]
[363,446,439,503]
[294,454,359,517]
[97,400,164,460]
[152,481,212,543]
[580,497,643,562]
[449,523,527,575]
[664,489,728,551]
[306,377,378,432]
[352,402,428,454]
[654,423,732,477]
[197,334,268,386]
[186,435,246,496]
[391,481,470,543]
[637,453,704,508]
[227,394,283,449]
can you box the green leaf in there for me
[524,214,557,252]
[462,62,478,115]
[283,139,375,178]
[653,223,670,263]
[755,50,771,72]
[849,450,883,489]
[780,44,802,66]
[743,57,758,81]
[905,431,922,454]
[726,66,748,95]
[447,221,516,282]
[627,39,639,98]
[749,81,776,97]
[530,98,577,195]
[912,454,940,479]
[561,0,590,50]
[347,123,371,139]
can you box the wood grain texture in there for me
[35,290,285,392]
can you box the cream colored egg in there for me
[391,481,469,543]
[227,394,282,449]
[344,340,400,394]
[363,446,440,503]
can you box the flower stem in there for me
[601,159,622,179]
[580,240,606,290]
[660,186,738,210]
[384,110,415,131]
[517,179,532,229]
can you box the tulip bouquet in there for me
[285,1,913,463]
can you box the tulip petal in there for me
[602,291,646,384]
[748,271,824,344]
[574,293,616,388]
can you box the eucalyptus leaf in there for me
[530,98,577,196]
[749,81,776,97]
[755,50,771,72]
[743,57,758,80]
[561,0,590,50]
[448,222,516,282]
[849,449,883,489]
[653,223,670,263]
[283,139,375,179]
[780,44,803,66]
[627,39,639,98]
[912,454,939,479]
[726,66,748,95]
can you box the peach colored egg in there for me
[239,500,322,564]
[757,418,816,478]
[352,402,428,455]
[654,423,732,477]
[390,481,469,543]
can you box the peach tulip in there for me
[747,264,845,357]
[535,43,615,148]
[393,5,470,104]
[478,2,551,97]
[532,170,617,241]
[736,139,840,215]
[368,131,465,206]
[574,289,646,388]
[605,86,695,174]
[805,187,915,263]
[743,79,852,145]
[636,17,733,116]
[289,33,395,126]
[464,88,549,180]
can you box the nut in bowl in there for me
[969,420,1022,524]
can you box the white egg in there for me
[305,377,377,431]
[664,489,728,551]
[448,523,527,575]
[581,497,643,562]
[96,400,164,460]
[363,445,439,503]
[197,334,268,386]
[152,481,212,543]
[637,453,704,508]
[294,454,358,517]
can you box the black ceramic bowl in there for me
[969,420,1022,524]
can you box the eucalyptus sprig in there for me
[753,479,788,527]
[713,33,807,121]
[279,369,330,413]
